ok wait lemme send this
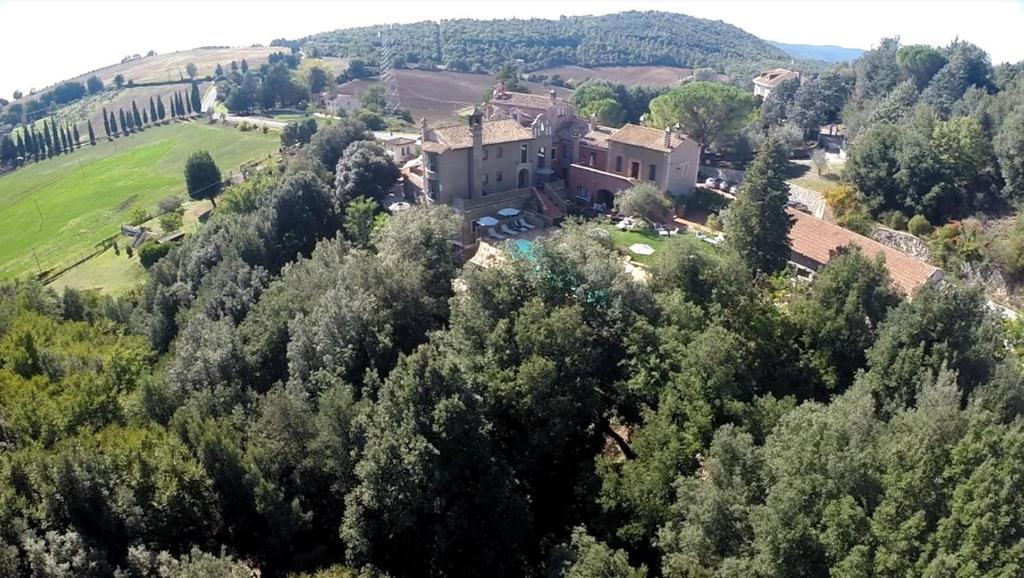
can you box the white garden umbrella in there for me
[388,201,411,212]
[629,243,655,256]
[497,208,521,217]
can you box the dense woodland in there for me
[286,12,796,82]
[1,114,1024,577]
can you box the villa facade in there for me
[406,83,700,246]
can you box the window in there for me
[537,147,545,168]
[482,147,488,160]
[427,179,439,199]
[630,161,640,179]
[615,156,623,172]
[520,144,528,163]
[482,174,488,184]
[427,153,439,172]
[497,147,503,158]
[648,163,657,181]
[589,153,595,167]
[576,186,589,200]
[497,171,503,182]
[550,147,556,160]
[562,145,569,161]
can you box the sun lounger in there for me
[487,230,506,241]
[516,218,535,230]
[500,224,519,236]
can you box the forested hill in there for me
[284,11,792,77]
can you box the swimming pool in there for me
[514,239,533,252]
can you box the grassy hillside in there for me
[295,11,792,79]
[0,122,276,279]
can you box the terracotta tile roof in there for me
[753,68,799,88]
[428,119,533,150]
[490,90,558,111]
[606,123,689,152]
[385,136,417,145]
[788,209,942,295]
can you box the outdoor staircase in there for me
[534,184,566,221]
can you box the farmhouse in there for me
[752,68,800,99]
[406,83,700,246]
[787,208,943,295]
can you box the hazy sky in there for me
[2,0,1023,99]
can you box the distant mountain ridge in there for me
[286,11,799,80]
[770,41,865,63]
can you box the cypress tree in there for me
[131,101,142,128]
[73,125,81,147]
[143,109,149,125]
[127,109,135,132]
[87,120,96,145]
[42,121,53,157]
[59,126,68,153]
[240,58,248,73]
[16,133,25,158]
[185,92,193,115]
[24,127,34,156]
[102,107,111,137]
[118,109,128,135]
[109,111,118,138]
[190,81,202,113]
[157,96,166,120]
[149,97,158,123]
[50,121,62,155]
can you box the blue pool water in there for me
[514,239,533,252]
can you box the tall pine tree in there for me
[58,126,68,153]
[102,107,111,137]
[131,101,142,128]
[15,133,25,159]
[51,120,62,155]
[724,138,794,275]
[149,97,158,123]
[109,111,118,138]
[118,108,128,135]
[72,125,81,147]
[87,120,96,145]
[143,109,149,125]
[157,95,166,120]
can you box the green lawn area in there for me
[0,121,277,279]
[605,223,717,264]
[48,246,146,295]
[785,161,842,193]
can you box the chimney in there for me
[419,118,428,141]
[664,127,671,148]
[549,89,556,103]
[588,114,596,132]
[469,107,484,198]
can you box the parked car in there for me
[704,177,717,187]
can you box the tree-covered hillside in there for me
[285,11,792,80]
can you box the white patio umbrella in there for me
[629,243,656,256]
[476,216,500,226]
[497,207,521,217]
[388,201,411,212]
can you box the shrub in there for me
[908,214,932,236]
[158,196,183,214]
[886,211,908,231]
[705,213,722,231]
[125,245,133,258]
[838,211,875,236]
[159,211,183,232]
[127,206,149,225]
[138,242,172,269]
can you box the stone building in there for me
[752,68,800,99]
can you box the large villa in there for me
[404,82,701,247]
[400,78,942,296]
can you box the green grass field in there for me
[0,121,277,279]
[605,223,717,264]
[48,246,146,295]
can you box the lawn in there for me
[605,223,717,264]
[48,246,146,296]
[785,161,842,193]
[0,121,277,279]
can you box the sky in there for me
[2,0,1024,100]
